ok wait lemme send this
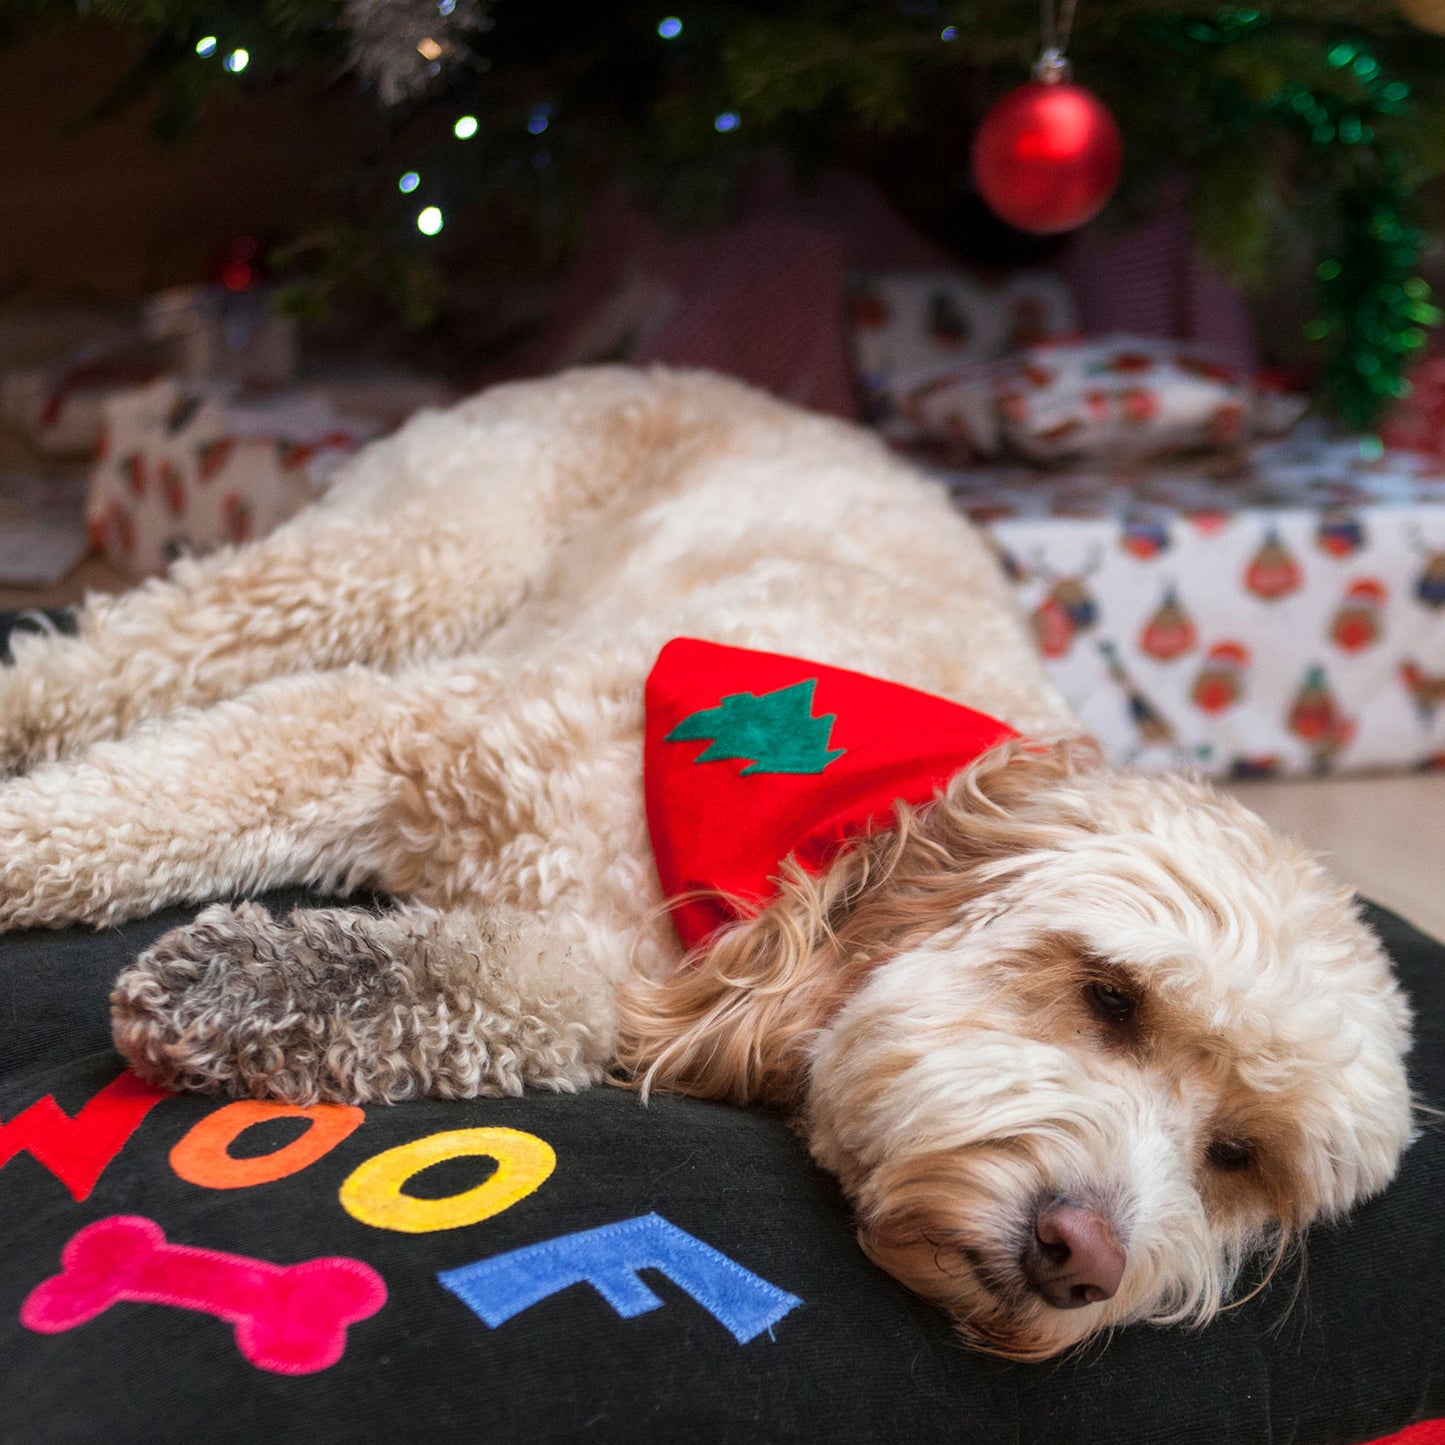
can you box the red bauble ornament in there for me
[971,80,1123,234]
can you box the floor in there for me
[4,559,1443,947]
[1226,774,1444,944]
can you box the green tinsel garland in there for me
[1281,40,1442,430]
[1160,13,1441,430]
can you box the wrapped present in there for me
[2,349,168,457]
[0,307,163,457]
[893,335,1306,465]
[0,287,297,457]
[847,269,1077,443]
[87,379,376,576]
[942,423,1445,777]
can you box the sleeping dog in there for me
[0,367,1412,1359]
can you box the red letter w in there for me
[0,1072,171,1201]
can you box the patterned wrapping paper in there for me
[848,269,1078,445]
[941,426,1445,777]
[847,272,1299,467]
[87,378,375,576]
[913,335,1307,464]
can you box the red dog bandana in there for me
[644,638,1019,950]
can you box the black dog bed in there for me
[0,616,1441,1444]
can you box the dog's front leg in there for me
[109,899,617,1104]
[0,506,538,774]
[0,663,442,933]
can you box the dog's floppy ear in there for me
[616,737,1098,1110]
[616,847,878,1111]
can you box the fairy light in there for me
[195,36,218,57]
[657,17,682,38]
[714,111,740,132]
[453,114,479,139]
[398,171,421,194]
[527,104,551,135]
[941,25,959,41]
[223,48,249,73]
[417,206,444,235]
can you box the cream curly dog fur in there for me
[0,367,1413,1360]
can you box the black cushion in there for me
[0,615,1441,1444]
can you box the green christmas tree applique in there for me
[666,680,846,776]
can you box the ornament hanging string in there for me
[1039,0,1080,75]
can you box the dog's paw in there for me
[110,901,607,1104]
[110,903,322,1101]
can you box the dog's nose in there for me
[1022,1201,1126,1309]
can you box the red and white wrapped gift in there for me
[943,424,1445,777]
[895,335,1306,465]
[86,378,376,576]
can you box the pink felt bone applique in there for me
[21,1214,386,1374]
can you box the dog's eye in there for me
[1084,980,1137,1022]
[1207,1139,1253,1172]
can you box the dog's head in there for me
[618,741,1414,1359]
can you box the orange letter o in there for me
[170,1101,365,1190]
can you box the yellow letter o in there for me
[338,1127,555,1233]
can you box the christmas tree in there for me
[10,0,1445,425]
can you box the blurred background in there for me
[5,3,1445,403]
